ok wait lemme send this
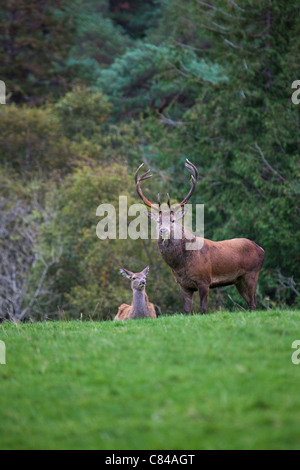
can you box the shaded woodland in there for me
[0,0,299,320]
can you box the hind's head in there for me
[120,266,150,291]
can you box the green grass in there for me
[0,310,300,450]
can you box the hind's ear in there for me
[142,266,150,277]
[120,268,133,280]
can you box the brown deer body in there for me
[135,160,265,313]
[114,266,157,320]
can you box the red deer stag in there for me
[135,160,265,314]
[115,266,157,320]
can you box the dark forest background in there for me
[0,0,299,320]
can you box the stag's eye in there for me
[132,277,136,280]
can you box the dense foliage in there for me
[0,0,299,320]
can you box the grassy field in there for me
[0,310,300,450]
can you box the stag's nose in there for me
[140,279,146,286]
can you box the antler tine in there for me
[174,159,199,212]
[135,163,144,182]
[135,163,159,211]
[167,193,173,212]
[135,164,152,183]
[185,158,198,180]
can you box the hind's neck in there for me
[131,290,150,318]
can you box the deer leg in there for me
[180,287,194,314]
[198,285,209,314]
[245,272,260,310]
[235,273,259,310]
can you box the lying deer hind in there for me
[114,266,157,320]
[116,159,265,319]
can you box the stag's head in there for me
[135,159,198,244]
[120,266,150,291]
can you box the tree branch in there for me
[252,143,288,184]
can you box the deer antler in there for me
[135,159,198,212]
[173,159,198,212]
[135,164,159,211]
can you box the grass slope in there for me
[0,311,300,450]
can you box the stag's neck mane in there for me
[158,226,197,270]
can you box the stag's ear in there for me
[120,268,133,280]
[175,209,186,221]
[142,266,150,277]
[145,211,159,222]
